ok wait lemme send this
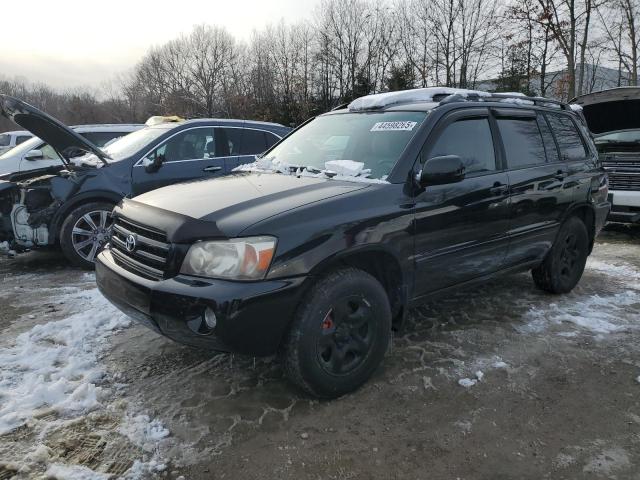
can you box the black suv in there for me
[96,88,610,398]
[0,96,290,267]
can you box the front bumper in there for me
[608,191,640,223]
[96,249,307,356]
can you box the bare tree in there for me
[597,0,639,85]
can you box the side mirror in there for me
[24,149,43,161]
[419,155,465,187]
[145,153,165,173]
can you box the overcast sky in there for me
[1,0,313,91]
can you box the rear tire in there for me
[283,268,392,399]
[532,216,589,294]
[59,202,114,269]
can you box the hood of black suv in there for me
[571,87,640,135]
[128,172,370,239]
[0,95,109,166]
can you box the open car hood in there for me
[0,95,109,166]
[571,87,640,135]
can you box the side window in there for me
[16,136,31,146]
[215,128,242,156]
[0,134,9,147]
[425,117,496,175]
[40,144,61,160]
[265,132,280,149]
[146,128,213,163]
[240,130,269,155]
[536,114,560,163]
[495,116,546,168]
[546,113,588,161]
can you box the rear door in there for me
[131,126,229,196]
[496,109,573,267]
[413,108,511,296]
[545,112,595,204]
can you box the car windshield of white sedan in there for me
[236,111,427,181]
[0,137,42,160]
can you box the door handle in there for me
[203,166,222,172]
[490,183,509,195]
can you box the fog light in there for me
[204,307,217,330]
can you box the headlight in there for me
[180,236,277,280]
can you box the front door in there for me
[413,109,511,297]
[131,127,234,196]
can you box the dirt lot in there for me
[1,225,639,480]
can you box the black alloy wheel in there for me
[317,295,375,376]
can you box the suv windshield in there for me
[259,111,427,180]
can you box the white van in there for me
[0,130,33,155]
[0,124,142,176]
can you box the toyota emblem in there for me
[125,234,137,252]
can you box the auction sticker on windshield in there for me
[371,121,418,132]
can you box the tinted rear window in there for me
[537,114,560,163]
[265,132,280,148]
[241,129,269,155]
[496,117,546,168]
[546,113,588,161]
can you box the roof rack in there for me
[439,92,570,110]
[346,87,572,112]
[331,102,350,111]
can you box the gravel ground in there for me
[0,224,639,479]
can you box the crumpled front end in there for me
[0,173,76,250]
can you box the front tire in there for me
[283,268,392,399]
[532,216,589,294]
[59,202,114,269]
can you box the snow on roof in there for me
[348,87,492,111]
[569,104,584,112]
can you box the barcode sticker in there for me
[371,121,418,132]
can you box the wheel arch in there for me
[304,245,410,329]
[562,202,596,253]
[50,191,123,244]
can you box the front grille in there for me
[602,155,640,191]
[110,216,169,280]
[606,172,640,191]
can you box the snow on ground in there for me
[449,256,640,389]
[0,288,129,434]
[0,276,170,478]
[522,258,640,337]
